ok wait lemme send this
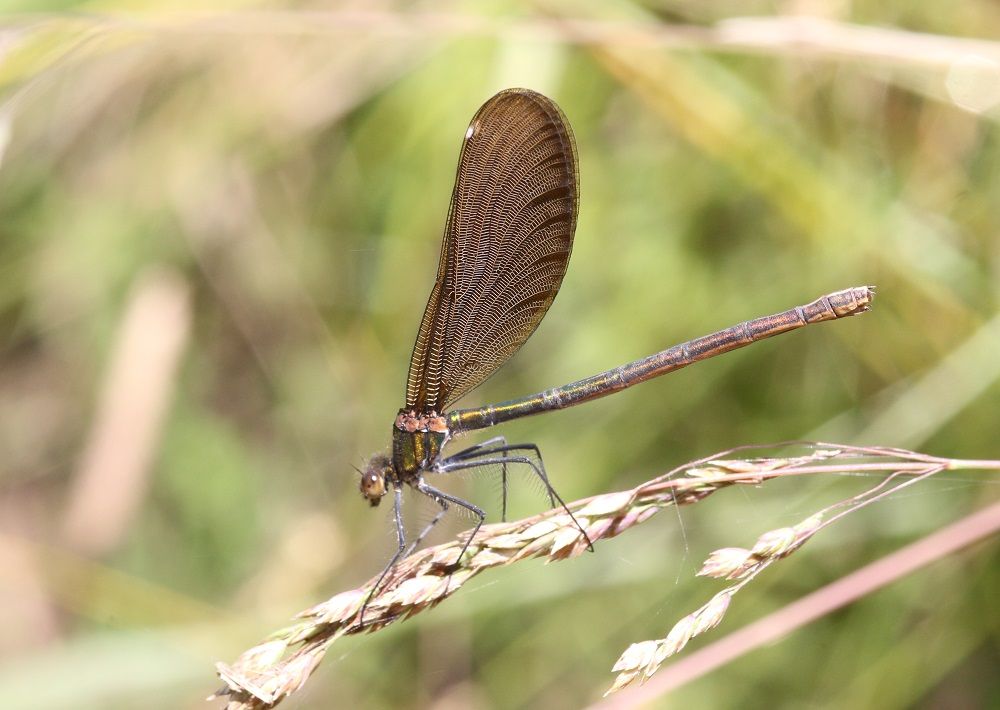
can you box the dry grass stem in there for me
[12,12,1000,70]
[604,446,997,695]
[211,444,998,708]
[594,499,1000,709]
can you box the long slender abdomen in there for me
[447,286,874,433]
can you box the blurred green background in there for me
[1,2,998,709]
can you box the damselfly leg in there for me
[358,438,593,625]
[434,444,593,551]
[446,436,514,518]
[441,441,559,514]
[401,442,583,567]
[416,479,486,572]
[359,473,489,625]
[359,485,406,626]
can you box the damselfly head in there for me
[359,454,391,507]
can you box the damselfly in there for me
[357,88,873,616]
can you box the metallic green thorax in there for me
[391,409,448,481]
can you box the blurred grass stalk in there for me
[212,444,1000,710]
[5,11,1000,75]
[61,267,191,556]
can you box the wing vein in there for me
[404,89,579,412]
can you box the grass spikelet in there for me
[211,443,997,708]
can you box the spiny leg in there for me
[447,435,509,461]
[497,443,554,508]
[359,485,406,626]
[443,442,557,507]
[446,437,513,520]
[415,479,486,582]
[434,454,593,551]
[499,444,510,521]
[404,493,449,556]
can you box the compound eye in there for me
[359,471,387,502]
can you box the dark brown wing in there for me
[405,88,579,413]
